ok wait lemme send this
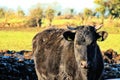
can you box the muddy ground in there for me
[0,50,120,80]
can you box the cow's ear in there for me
[97,31,108,41]
[63,31,75,41]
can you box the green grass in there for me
[0,30,37,51]
[98,34,120,54]
[0,28,120,54]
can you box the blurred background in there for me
[0,0,120,53]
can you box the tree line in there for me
[0,0,119,27]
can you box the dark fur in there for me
[33,26,107,80]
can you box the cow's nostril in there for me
[80,61,88,69]
[80,61,91,69]
[81,62,84,66]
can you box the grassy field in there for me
[98,34,120,54]
[0,31,35,51]
[0,27,120,54]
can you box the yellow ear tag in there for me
[67,37,72,41]
[97,37,103,41]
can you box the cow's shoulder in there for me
[32,28,67,54]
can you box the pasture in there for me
[0,31,35,51]
[0,27,38,51]
[0,27,120,54]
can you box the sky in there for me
[0,0,96,14]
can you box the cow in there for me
[103,49,118,63]
[32,25,108,80]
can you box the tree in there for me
[0,8,5,18]
[94,0,104,5]
[29,6,43,27]
[94,0,120,18]
[4,9,15,23]
[95,6,106,23]
[57,11,61,16]
[45,7,55,26]
[83,8,93,17]
[107,0,120,18]
[83,8,93,24]
[17,7,25,17]
[70,9,74,15]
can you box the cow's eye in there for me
[90,27,95,31]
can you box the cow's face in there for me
[63,25,108,79]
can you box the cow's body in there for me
[33,25,108,80]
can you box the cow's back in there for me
[33,28,78,80]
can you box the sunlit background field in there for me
[0,23,120,54]
[0,27,39,51]
[0,0,120,53]
[0,31,35,51]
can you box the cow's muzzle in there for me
[80,61,91,69]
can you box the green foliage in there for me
[95,6,106,16]
[95,6,106,23]
[94,0,120,18]
[5,9,16,19]
[0,2,120,28]
[26,18,37,27]
[57,11,61,16]
[108,0,120,17]
[28,6,43,27]
[84,8,93,17]
[29,7,43,19]
[17,7,25,17]
[70,9,74,15]
[0,8,5,18]
[94,0,105,5]
[45,7,55,26]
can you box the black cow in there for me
[32,25,108,80]
[103,49,118,63]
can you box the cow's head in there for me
[63,25,108,80]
